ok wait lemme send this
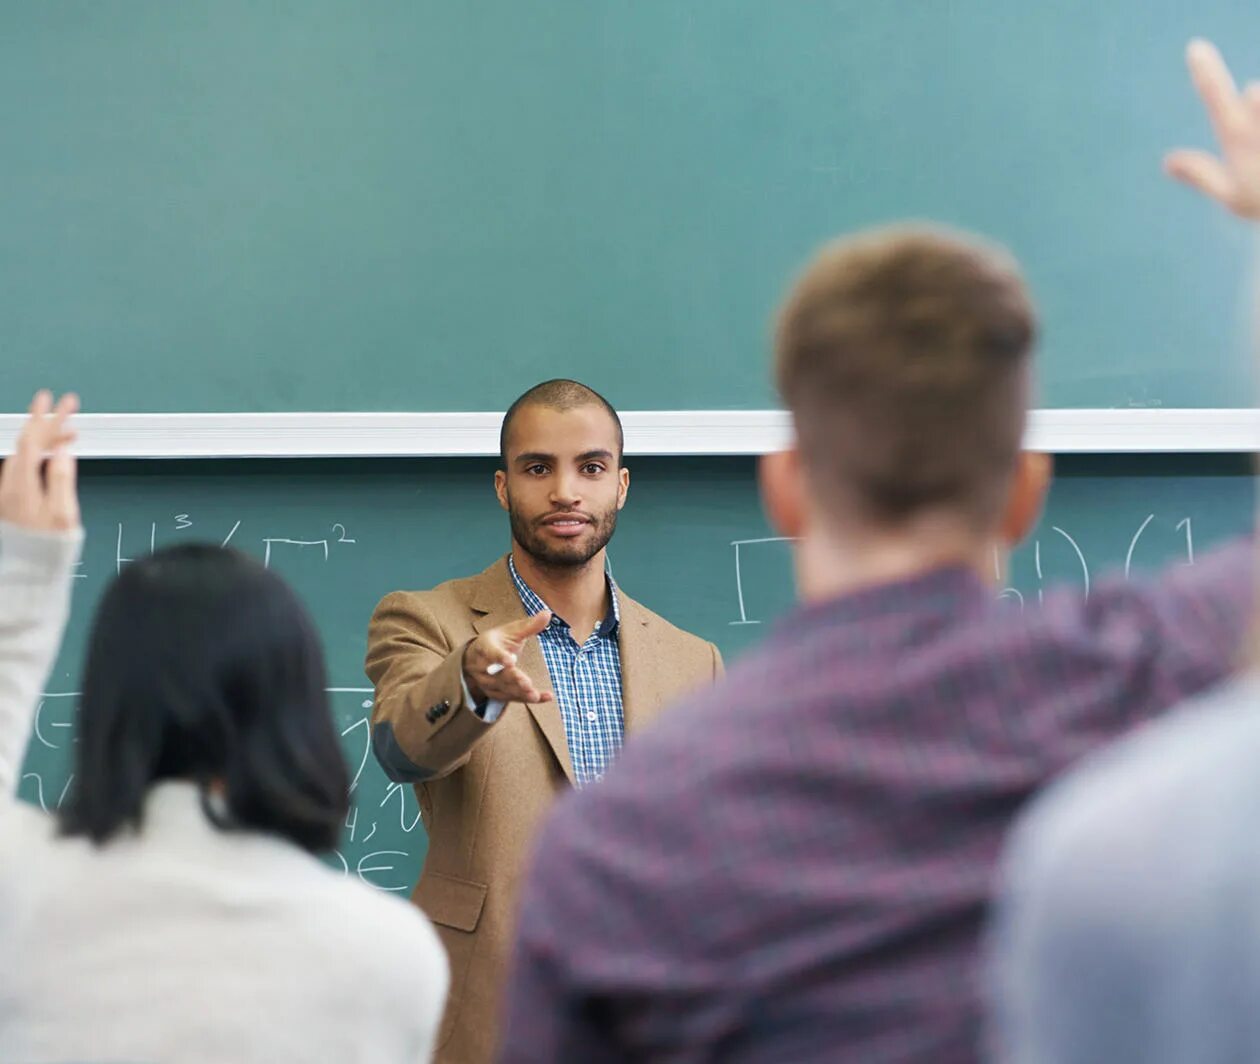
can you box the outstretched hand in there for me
[462,610,555,705]
[1166,39,1260,219]
[0,391,80,534]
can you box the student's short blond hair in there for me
[775,225,1036,529]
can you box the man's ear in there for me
[494,469,510,513]
[759,446,807,539]
[999,451,1053,547]
[617,465,630,511]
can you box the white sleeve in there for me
[0,522,83,797]
[459,670,507,724]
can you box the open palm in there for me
[1166,39,1260,219]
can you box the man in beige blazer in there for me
[366,379,722,1063]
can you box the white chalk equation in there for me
[730,537,791,626]
[106,515,357,577]
[20,687,426,896]
[730,514,1201,624]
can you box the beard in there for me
[508,498,619,569]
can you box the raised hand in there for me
[462,610,555,705]
[1165,39,1260,219]
[0,391,80,533]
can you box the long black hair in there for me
[58,544,349,853]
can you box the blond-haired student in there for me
[501,39,1257,1062]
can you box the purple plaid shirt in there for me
[501,545,1252,1063]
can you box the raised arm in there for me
[1166,39,1260,218]
[0,392,82,796]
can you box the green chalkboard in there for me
[16,454,1255,891]
[0,1,1255,414]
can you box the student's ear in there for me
[999,451,1053,547]
[759,446,807,539]
[617,466,630,511]
[494,469,510,513]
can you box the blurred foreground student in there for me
[0,393,448,1064]
[989,41,1260,1064]
[500,41,1257,1062]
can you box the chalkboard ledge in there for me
[0,410,1255,458]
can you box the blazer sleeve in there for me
[365,591,500,783]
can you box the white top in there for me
[990,673,1260,1064]
[0,523,448,1064]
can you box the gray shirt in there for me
[989,672,1260,1063]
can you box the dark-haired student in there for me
[0,394,448,1064]
[366,378,722,1063]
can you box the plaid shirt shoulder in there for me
[502,540,1254,1062]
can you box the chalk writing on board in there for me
[1024,527,1089,606]
[380,782,423,833]
[111,517,357,575]
[263,538,329,566]
[32,694,75,750]
[1124,515,1157,578]
[340,715,372,794]
[356,851,412,893]
[19,770,74,813]
[1178,518,1195,564]
[115,521,154,574]
[731,516,1197,624]
[730,536,794,626]
[1051,527,1090,597]
[1125,515,1196,577]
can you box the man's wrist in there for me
[460,641,488,703]
[459,668,494,721]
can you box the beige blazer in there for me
[366,556,722,1064]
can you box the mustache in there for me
[535,510,596,524]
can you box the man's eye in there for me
[582,464,605,475]
[527,465,548,475]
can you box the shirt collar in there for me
[508,554,620,638]
[771,563,988,647]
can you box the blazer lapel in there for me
[470,558,576,785]
[617,594,669,736]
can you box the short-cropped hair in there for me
[775,224,1036,528]
[59,544,349,853]
[499,379,624,465]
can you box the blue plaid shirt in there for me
[509,556,625,788]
